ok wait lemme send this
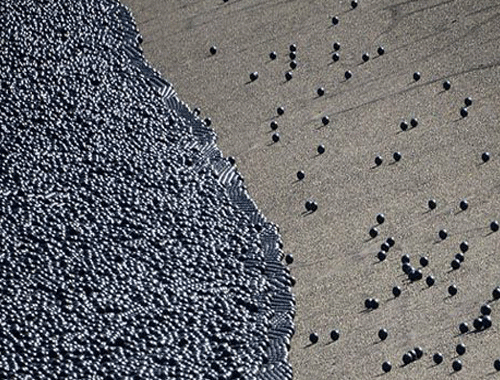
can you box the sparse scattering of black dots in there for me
[452,360,463,372]
[482,152,491,163]
[330,329,340,341]
[272,132,280,142]
[413,72,421,81]
[270,51,277,60]
[332,52,340,62]
[210,45,217,55]
[448,284,458,296]
[345,70,352,80]
[297,170,305,180]
[382,361,392,373]
[433,353,444,365]
[443,80,451,90]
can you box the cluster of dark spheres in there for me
[0,1,295,380]
[402,347,424,366]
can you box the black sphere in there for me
[310,201,318,212]
[451,259,461,270]
[386,237,395,247]
[414,347,424,359]
[272,132,280,143]
[433,353,444,365]
[409,269,423,282]
[270,121,278,130]
[250,71,259,81]
[377,46,385,55]
[204,117,212,126]
[331,16,339,25]
[426,275,435,287]
[269,51,277,60]
[439,229,448,240]
[332,52,340,62]
[322,116,330,126]
[402,353,413,365]
[494,359,500,371]
[392,286,402,298]
[285,71,293,81]
[490,220,499,232]
[493,287,500,300]
[400,121,409,131]
[371,298,380,309]
[377,251,387,262]
[289,52,296,60]
[443,80,451,90]
[460,107,468,118]
[285,254,294,264]
[464,97,473,106]
[483,315,492,329]
[413,72,421,81]
[481,304,492,316]
[210,46,217,55]
[473,317,484,331]
[290,60,297,70]
[317,87,325,96]
[344,70,352,80]
[482,152,491,162]
[410,118,419,128]
[297,171,305,180]
[452,360,462,372]
[420,256,429,267]
[351,0,358,9]
[402,263,413,275]
[455,253,465,262]
[289,44,297,52]
[369,227,379,238]
[380,242,390,252]
[362,53,370,62]
[376,213,385,224]
[277,106,285,116]
[448,284,458,296]
[428,199,437,210]
[459,241,469,253]
[382,361,392,373]
[393,151,402,162]
[456,343,466,356]
[309,333,319,344]
[333,42,341,51]
[401,254,410,264]
[365,298,374,309]
[459,322,469,334]
[317,145,325,155]
[378,328,388,341]
[330,329,340,341]
[374,155,383,166]
[459,199,468,211]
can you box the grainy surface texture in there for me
[120,0,500,379]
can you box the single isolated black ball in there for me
[269,51,277,60]
[331,16,339,25]
[369,227,379,238]
[459,199,468,211]
[322,116,330,126]
[333,42,341,51]
[309,333,319,344]
[377,251,387,261]
[351,0,358,9]
[272,132,280,143]
[376,213,385,224]
[332,52,340,62]
[420,256,429,267]
[277,106,285,116]
[482,152,491,163]
[210,46,217,55]
[297,171,305,180]
[250,71,259,81]
[378,328,388,341]
[392,286,402,298]
[270,121,278,130]
[494,359,500,371]
[285,254,294,264]
[460,241,469,253]
[413,72,421,81]
[393,152,402,162]
[317,145,325,154]
[344,70,352,80]
[438,229,448,240]
[452,360,462,372]
[456,343,466,356]
[330,329,340,341]
[382,361,392,373]
[460,107,468,118]
[433,353,444,365]
[204,117,212,126]
[410,118,419,128]
[459,322,469,334]
[493,286,500,300]
[490,220,499,232]
[428,199,437,210]
[377,46,385,55]
[285,71,293,81]
[400,121,409,131]
[317,87,325,96]
[426,275,435,287]
[464,97,473,106]
[448,284,458,296]
[362,53,370,62]
[374,155,383,166]
[443,80,451,90]
[414,347,424,359]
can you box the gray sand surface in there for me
[122,0,500,379]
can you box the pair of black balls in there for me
[365,298,379,310]
[305,200,318,212]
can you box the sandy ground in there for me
[120,0,500,378]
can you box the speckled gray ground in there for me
[121,0,500,378]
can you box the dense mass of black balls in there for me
[0,1,295,379]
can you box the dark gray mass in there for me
[0,1,295,379]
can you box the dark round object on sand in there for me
[459,199,468,211]
[456,343,466,356]
[382,361,392,373]
[305,200,313,211]
[392,286,401,297]
[377,251,387,262]
[482,152,490,163]
[459,241,469,253]
[386,237,395,247]
[330,329,340,341]
[277,106,285,116]
[380,242,390,253]
[332,16,339,25]
[493,287,500,300]
[443,80,451,90]
[317,145,325,154]
[481,304,492,316]
[428,199,437,210]
[351,0,358,9]
[322,116,330,126]
[402,263,412,275]
[317,87,325,96]
[289,44,297,52]
[377,46,385,55]
[494,359,500,371]
[362,53,369,62]
[414,347,424,359]
[309,333,319,344]
[409,269,423,281]
[285,254,294,264]
[400,121,408,131]
[371,298,380,309]
[270,51,277,60]
[333,42,341,51]
[393,152,402,162]
[439,229,448,240]
[289,52,296,60]
[378,328,388,341]
[426,275,435,287]
[459,322,469,334]
[250,71,259,81]
[344,70,352,80]
[285,71,293,81]
[413,72,421,81]
[210,46,217,55]
[483,315,492,329]
[448,284,458,296]
[460,107,468,118]
[289,60,297,70]
[401,254,410,264]
[465,97,473,106]
[297,171,305,180]
[374,155,383,166]
[332,52,340,62]
[420,256,429,267]
[376,213,385,224]
[410,118,419,128]
[452,360,462,372]
[270,121,278,130]
[433,353,444,365]
[204,117,212,126]
[272,132,280,143]
[451,259,461,270]
[402,352,413,365]
[365,298,374,309]
[473,317,483,331]
[369,227,379,238]
[455,253,465,262]
[310,201,318,212]
[228,156,236,165]
[490,220,499,232]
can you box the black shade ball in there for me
[402,353,413,365]
[376,213,385,224]
[400,121,408,131]
[272,132,280,143]
[290,60,297,69]
[377,46,385,55]
[374,155,383,166]
[448,284,458,296]
[409,269,423,281]
[310,201,318,212]
[452,360,462,372]
[362,53,369,62]
[482,152,490,162]
[285,254,294,265]
[344,70,352,80]
[317,87,325,96]
[277,106,285,115]
[456,343,466,356]
[401,254,410,264]
[459,322,469,334]
[322,116,329,126]
[270,121,278,130]
[369,227,379,238]
[317,145,325,154]
[250,71,259,81]
[464,97,473,106]
[393,151,402,162]
[438,229,448,240]
[410,118,419,128]
[420,256,429,267]
[426,275,435,287]
[433,353,444,365]
[330,329,340,341]
[285,71,293,81]
[332,52,340,62]
[365,298,374,309]
[402,263,413,275]
[481,304,492,316]
[380,242,390,252]
[460,107,468,118]
[333,42,341,51]
[309,333,319,344]
[289,43,297,52]
[428,199,437,210]
[377,251,387,262]
[351,0,358,9]
[451,259,461,270]
[490,220,499,232]
[414,347,424,359]
[443,80,451,90]
[473,317,483,331]
[494,359,500,371]
[297,171,305,180]
[493,287,500,300]
[204,117,212,126]
[289,51,296,60]
[392,286,402,298]
[382,361,392,373]
[378,328,388,341]
[455,253,465,262]
[386,237,395,247]
[270,51,277,60]
[210,46,217,55]
[332,16,339,25]
[483,315,492,329]
[460,241,469,253]
[413,72,421,81]
[459,199,468,211]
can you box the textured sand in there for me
[121,0,500,379]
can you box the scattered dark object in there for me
[250,71,259,81]
[362,53,369,62]
[351,0,358,9]
[332,53,340,62]
[386,237,395,247]
[443,80,451,90]
[481,304,492,316]
[317,145,325,154]
[297,171,305,180]
[277,106,285,115]
[459,199,468,211]
[331,16,339,25]
[382,361,392,373]
[400,121,409,131]
[460,107,468,118]
[459,322,469,334]
[290,60,297,70]
[452,360,462,372]
[369,227,379,238]
[460,241,469,253]
[409,269,423,282]
[483,315,492,329]
[270,51,277,60]
[309,333,319,344]
[401,254,410,264]
[492,287,500,300]
[426,275,435,287]
[464,97,473,106]
[289,44,297,52]
[473,317,484,331]
[414,347,424,359]
[413,72,421,81]
[210,46,217,55]
[322,116,330,126]
[377,251,387,262]
[428,199,437,210]
[393,152,402,162]
[228,156,236,165]
[402,263,413,275]
[433,353,444,365]
[494,359,500,371]
[451,259,461,270]
[448,284,458,296]
[456,343,466,356]
[439,229,448,240]
[392,286,402,298]
[377,46,385,55]
[376,213,385,224]
[378,328,388,341]
[330,329,340,341]
[345,70,352,80]
[272,132,280,143]
[420,256,429,267]
[365,298,379,309]
[317,87,325,96]
[310,201,318,212]
[490,220,499,232]
[374,155,383,166]
[380,243,390,253]
[410,118,419,128]
[204,117,212,126]
[482,152,491,163]
[285,254,294,265]
[289,52,296,60]
[333,42,341,51]
[270,121,278,130]
[455,253,465,262]
[285,71,293,81]
[402,352,413,365]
